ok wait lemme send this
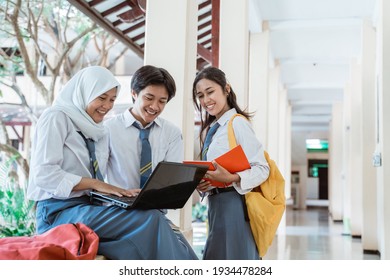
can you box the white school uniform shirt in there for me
[27,110,110,201]
[206,108,270,194]
[104,108,183,189]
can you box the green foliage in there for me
[0,151,36,237]
[0,50,24,79]
[192,202,208,222]
[0,187,36,237]
[44,0,95,32]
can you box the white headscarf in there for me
[51,66,121,141]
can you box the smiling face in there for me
[86,87,117,123]
[195,78,231,120]
[130,84,169,127]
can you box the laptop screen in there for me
[90,161,208,210]
[134,162,208,209]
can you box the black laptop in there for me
[89,161,208,210]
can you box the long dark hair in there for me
[192,66,253,150]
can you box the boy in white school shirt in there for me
[105,65,183,190]
[104,65,197,259]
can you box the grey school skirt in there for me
[203,189,260,260]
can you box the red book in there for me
[184,145,250,187]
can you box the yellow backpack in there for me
[227,114,286,258]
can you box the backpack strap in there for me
[227,113,250,222]
[227,113,248,149]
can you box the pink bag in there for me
[0,223,99,260]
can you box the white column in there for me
[376,0,390,259]
[342,82,352,235]
[114,56,125,76]
[143,0,198,241]
[249,26,291,231]
[248,31,269,146]
[278,88,288,186]
[329,101,344,221]
[284,103,292,200]
[361,19,378,252]
[275,102,291,241]
[349,60,363,238]
[267,65,281,158]
[219,0,249,108]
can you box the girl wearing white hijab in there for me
[27,66,198,260]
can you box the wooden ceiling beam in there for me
[131,32,145,42]
[117,7,144,23]
[122,20,145,35]
[88,0,106,7]
[101,1,130,17]
[112,19,123,27]
[211,0,220,67]
[198,30,211,41]
[70,0,219,69]
[198,19,211,31]
[68,0,144,57]
[197,57,210,70]
[196,0,219,70]
[197,44,212,64]
[117,0,146,24]
[198,10,211,22]
[202,38,212,46]
[199,0,211,10]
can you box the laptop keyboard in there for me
[105,194,137,203]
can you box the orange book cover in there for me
[183,145,250,187]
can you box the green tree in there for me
[0,0,128,106]
[0,0,129,237]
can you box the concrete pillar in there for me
[248,26,290,233]
[219,0,249,108]
[267,65,281,158]
[361,18,378,253]
[285,103,292,200]
[349,60,363,238]
[278,88,289,197]
[342,82,352,235]
[114,55,126,76]
[376,0,390,259]
[291,131,308,210]
[248,30,270,146]
[143,0,198,241]
[329,101,344,221]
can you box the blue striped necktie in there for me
[201,123,220,160]
[78,131,104,181]
[133,122,152,188]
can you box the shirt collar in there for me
[215,108,237,127]
[123,106,162,129]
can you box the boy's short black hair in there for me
[131,65,176,102]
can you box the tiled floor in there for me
[192,205,381,260]
[192,221,207,259]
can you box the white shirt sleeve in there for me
[206,111,270,195]
[27,111,93,200]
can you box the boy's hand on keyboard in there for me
[127,188,141,197]
[87,179,141,198]
[109,187,141,198]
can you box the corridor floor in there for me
[192,205,381,260]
